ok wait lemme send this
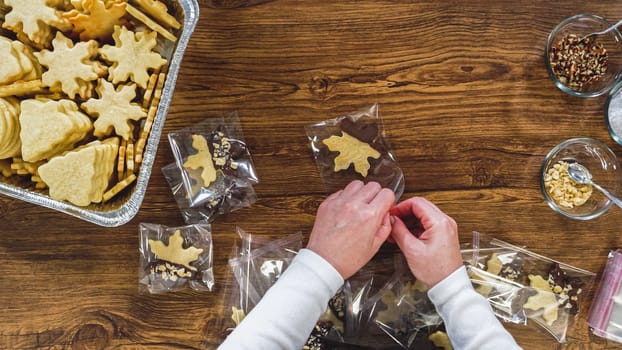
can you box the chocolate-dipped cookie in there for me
[547,263,584,315]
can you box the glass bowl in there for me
[605,81,622,146]
[545,14,622,97]
[541,138,622,220]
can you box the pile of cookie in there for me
[0,0,181,207]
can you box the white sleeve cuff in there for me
[428,265,471,306]
[295,248,344,294]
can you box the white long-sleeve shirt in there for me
[428,266,522,349]
[219,249,522,350]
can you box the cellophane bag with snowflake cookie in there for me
[305,103,404,198]
[139,223,214,293]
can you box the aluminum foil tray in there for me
[0,0,199,226]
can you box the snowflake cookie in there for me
[35,32,107,99]
[2,0,72,48]
[99,25,167,88]
[82,79,147,140]
[63,0,128,42]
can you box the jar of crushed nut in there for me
[544,160,593,209]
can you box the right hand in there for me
[390,197,463,288]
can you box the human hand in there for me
[307,180,395,279]
[390,197,463,288]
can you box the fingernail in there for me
[390,215,396,224]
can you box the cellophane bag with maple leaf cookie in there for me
[165,112,259,214]
[162,162,257,224]
[138,223,214,294]
[305,103,405,198]
[464,232,595,342]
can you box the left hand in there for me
[306,180,395,279]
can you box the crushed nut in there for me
[550,33,608,91]
[150,261,194,282]
[544,160,592,209]
[212,131,240,170]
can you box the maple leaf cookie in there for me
[183,134,218,187]
[148,229,204,271]
[3,0,72,49]
[82,79,147,140]
[64,0,127,42]
[322,131,381,177]
[523,275,559,326]
[35,32,107,99]
[99,25,167,88]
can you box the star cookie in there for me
[523,274,559,326]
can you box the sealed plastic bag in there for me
[588,250,622,343]
[139,223,214,293]
[306,104,405,198]
[167,112,259,207]
[466,233,595,342]
[162,162,257,224]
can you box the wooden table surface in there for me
[3,0,622,349]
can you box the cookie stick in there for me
[132,0,182,29]
[135,71,165,166]
[142,71,160,109]
[103,174,137,202]
[118,139,127,179]
[126,140,135,174]
[126,3,177,42]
